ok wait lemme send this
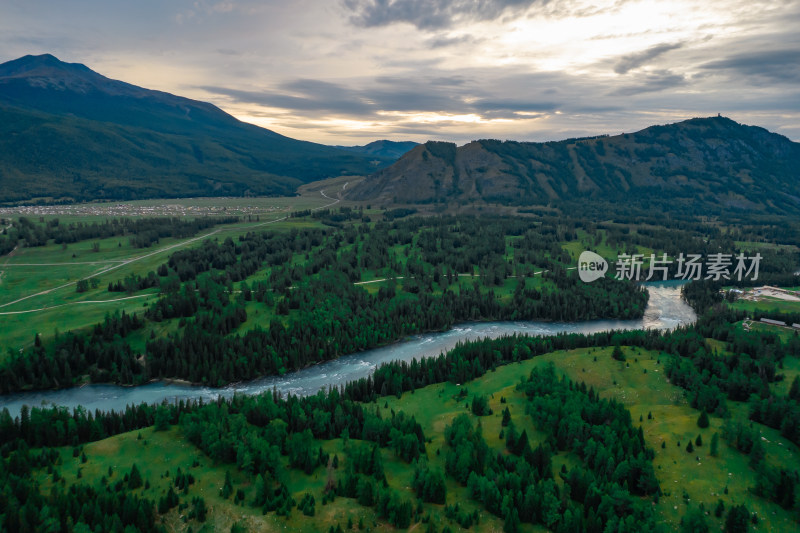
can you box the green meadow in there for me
[0,186,344,352]
[730,297,800,316]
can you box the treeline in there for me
[0,383,428,530]
[1,214,652,392]
[137,215,647,385]
[0,215,237,251]
[178,388,424,526]
[143,268,645,386]
[0,326,686,452]
[0,271,251,392]
[179,388,425,474]
[0,311,145,393]
[0,449,159,532]
[49,209,798,394]
[666,282,800,516]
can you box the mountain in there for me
[349,116,800,215]
[0,54,392,204]
[335,140,418,160]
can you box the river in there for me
[0,281,695,417]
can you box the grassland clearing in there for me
[0,183,349,351]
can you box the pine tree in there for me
[725,504,749,533]
[697,410,710,428]
[789,376,800,401]
[686,440,694,453]
[154,404,171,431]
[682,506,709,533]
[128,463,143,489]
[253,474,268,506]
[612,344,625,361]
[710,433,719,457]
[749,440,765,467]
[501,407,511,427]
[221,470,234,500]
[503,507,520,533]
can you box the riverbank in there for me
[0,282,694,418]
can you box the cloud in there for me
[200,82,375,114]
[343,0,540,30]
[472,99,558,117]
[702,49,800,83]
[610,70,686,96]
[200,69,567,121]
[425,33,483,48]
[211,1,237,13]
[614,42,684,74]
[7,0,798,144]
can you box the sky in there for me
[2,0,799,145]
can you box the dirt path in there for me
[3,260,128,266]
[319,185,344,204]
[225,182,344,231]
[0,293,154,316]
[0,245,19,287]
[0,229,223,310]
[0,182,349,313]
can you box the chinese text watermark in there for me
[578,251,761,283]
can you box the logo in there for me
[578,251,608,283]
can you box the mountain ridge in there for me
[335,140,419,160]
[349,116,800,215]
[0,54,393,204]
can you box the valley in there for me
[1,186,799,532]
[0,50,799,533]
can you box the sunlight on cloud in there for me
[464,0,736,73]
[377,111,513,125]
[32,0,791,144]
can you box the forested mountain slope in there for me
[350,116,800,215]
[0,54,391,203]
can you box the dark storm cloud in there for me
[343,0,540,30]
[702,49,800,83]
[614,42,684,74]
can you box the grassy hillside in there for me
[29,344,800,532]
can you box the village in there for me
[734,285,800,331]
[0,198,290,219]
